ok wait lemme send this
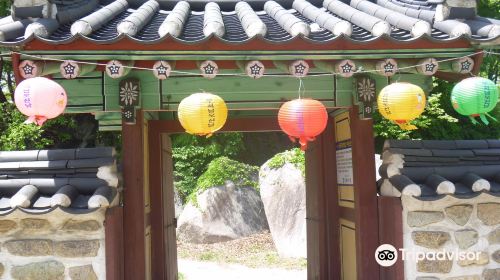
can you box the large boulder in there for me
[177,181,268,244]
[259,149,307,258]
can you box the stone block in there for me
[11,260,65,280]
[482,268,500,280]
[416,277,439,280]
[4,239,53,256]
[55,240,100,257]
[62,219,101,232]
[445,276,480,280]
[0,220,17,233]
[445,204,473,226]
[493,249,500,263]
[477,203,500,226]
[69,265,97,280]
[454,229,478,249]
[488,227,500,244]
[457,252,489,266]
[408,211,445,227]
[0,263,3,278]
[417,259,453,273]
[412,231,450,249]
[20,218,51,231]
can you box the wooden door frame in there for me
[136,114,378,280]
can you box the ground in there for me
[177,231,307,280]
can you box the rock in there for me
[69,265,97,280]
[412,231,450,249]
[174,187,183,219]
[62,220,101,231]
[417,259,453,273]
[477,203,500,226]
[482,268,500,280]
[20,218,50,231]
[458,252,489,266]
[408,211,444,227]
[375,154,382,180]
[259,161,306,258]
[445,204,473,226]
[492,249,500,263]
[0,263,3,278]
[487,227,500,244]
[177,182,268,244]
[55,240,100,257]
[445,276,480,280]
[4,239,53,256]
[0,220,17,233]
[11,260,65,280]
[454,229,478,249]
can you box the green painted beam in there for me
[20,48,476,61]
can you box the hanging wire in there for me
[2,50,500,79]
[298,78,305,99]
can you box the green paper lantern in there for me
[451,77,499,125]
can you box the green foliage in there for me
[172,133,245,200]
[0,103,78,150]
[197,156,259,191]
[374,78,500,152]
[267,148,305,176]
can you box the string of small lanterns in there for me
[7,50,500,150]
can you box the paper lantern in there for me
[451,77,499,125]
[278,98,328,150]
[377,82,426,130]
[14,77,67,126]
[177,93,228,137]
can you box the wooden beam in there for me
[149,117,281,134]
[105,207,124,280]
[19,60,60,78]
[350,106,380,280]
[11,52,23,84]
[122,110,147,280]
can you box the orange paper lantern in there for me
[278,98,328,150]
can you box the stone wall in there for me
[0,207,107,280]
[402,193,500,280]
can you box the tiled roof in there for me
[0,0,498,46]
[0,147,119,214]
[378,140,500,199]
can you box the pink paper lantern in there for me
[14,77,67,126]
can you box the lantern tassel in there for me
[394,121,417,130]
[25,115,48,126]
[479,114,490,125]
[468,116,479,125]
[299,137,308,150]
[288,136,297,143]
[486,112,498,123]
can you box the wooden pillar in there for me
[349,106,380,280]
[122,110,148,280]
[105,207,124,280]
[378,197,404,280]
[322,120,341,279]
[305,119,339,280]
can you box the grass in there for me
[177,231,307,270]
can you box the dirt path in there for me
[178,259,307,280]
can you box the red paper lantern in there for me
[278,98,328,150]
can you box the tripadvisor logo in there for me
[375,244,482,267]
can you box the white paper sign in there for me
[336,148,353,185]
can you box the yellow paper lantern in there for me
[377,82,426,130]
[177,92,228,137]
